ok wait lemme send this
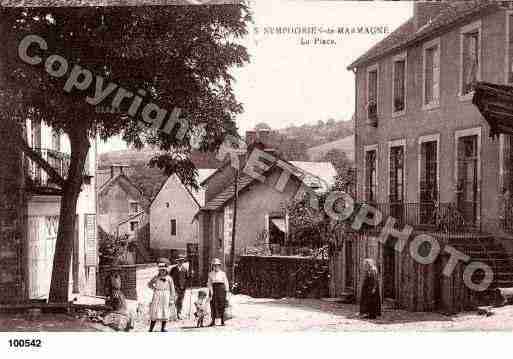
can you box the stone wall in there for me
[0,124,25,303]
[97,263,158,302]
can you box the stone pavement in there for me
[3,294,513,331]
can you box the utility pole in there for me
[230,168,239,287]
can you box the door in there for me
[457,135,479,224]
[383,239,396,299]
[27,216,57,299]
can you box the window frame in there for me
[454,127,482,222]
[459,20,482,101]
[387,139,407,203]
[392,52,407,117]
[417,134,440,204]
[363,144,379,203]
[170,218,177,236]
[130,221,138,232]
[129,201,139,215]
[366,64,379,124]
[422,37,441,110]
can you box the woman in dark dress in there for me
[207,258,230,326]
[359,258,382,319]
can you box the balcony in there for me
[354,202,481,235]
[27,148,70,191]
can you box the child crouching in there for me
[194,290,209,328]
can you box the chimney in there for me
[413,1,445,30]
[245,130,257,146]
[257,129,271,148]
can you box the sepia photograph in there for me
[1,0,513,354]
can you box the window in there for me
[460,21,481,97]
[165,202,170,208]
[129,201,139,214]
[170,219,177,236]
[423,38,440,108]
[130,221,138,232]
[367,65,378,124]
[389,141,405,222]
[419,137,439,224]
[364,147,378,203]
[393,56,406,114]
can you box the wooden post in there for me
[230,169,239,286]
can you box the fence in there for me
[236,255,329,299]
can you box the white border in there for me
[391,52,407,118]
[422,37,441,111]
[458,20,482,101]
[454,127,482,222]
[387,139,407,203]
[417,134,440,204]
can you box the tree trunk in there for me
[48,129,89,303]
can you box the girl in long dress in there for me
[207,258,230,326]
[359,258,382,319]
[148,261,176,332]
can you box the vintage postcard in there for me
[1,0,513,354]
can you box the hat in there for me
[211,258,222,266]
[157,258,170,268]
[176,254,186,262]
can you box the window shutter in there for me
[433,47,440,102]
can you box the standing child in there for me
[148,260,176,332]
[193,290,209,328]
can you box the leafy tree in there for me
[320,149,356,197]
[0,5,250,302]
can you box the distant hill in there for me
[307,135,355,162]
[277,117,354,149]
[97,148,221,200]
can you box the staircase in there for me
[294,262,329,298]
[451,236,513,305]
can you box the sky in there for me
[99,0,413,153]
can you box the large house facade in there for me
[0,119,97,302]
[342,1,513,312]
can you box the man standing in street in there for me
[169,254,189,320]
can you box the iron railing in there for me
[27,148,70,188]
[502,198,513,233]
[356,202,481,235]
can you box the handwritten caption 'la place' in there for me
[254,25,390,46]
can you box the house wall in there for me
[220,169,302,259]
[149,174,199,251]
[24,137,97,299]
[0,124,25,303]
[354,10,507,232]
[98,182,140,235]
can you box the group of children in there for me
[147,258,227,331]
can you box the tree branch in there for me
[10,129,67,188]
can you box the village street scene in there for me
[4,0,513,334]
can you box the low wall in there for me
[97,263,158,302]
[236,255,329,298]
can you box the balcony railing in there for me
[501,199,513,234]
[27,148,70,189]
[354,202,481,235]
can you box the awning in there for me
[271,218,286,233]
[473,82,513,138]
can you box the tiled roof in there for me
[201,160,337,211]
[201,173,255,211]
[189,168,217,207]
[347,1,501,69]
[290,161,337,191]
